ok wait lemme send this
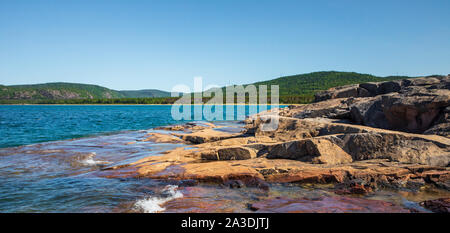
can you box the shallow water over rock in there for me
[0,129,185,212]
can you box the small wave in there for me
[78,152,109,166]
[134,185,183,213]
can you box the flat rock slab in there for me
[174,128,244,144]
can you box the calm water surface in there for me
[0,105,281,148]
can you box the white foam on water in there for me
[80,152,109,166]
[134,185,183,213]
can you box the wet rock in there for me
[155,121,217,132]
[334,179,374,195]
[249,196,411,213]
[178,179,199,187]
[224,177,269,190]
[163,197,235,213]
[243,177,270,191]
[154,125,189,131]
[224,180,245,188]
[142,133,185,143]
[404,178,427,191]
[420,198,450,213]
[434,181,450,191]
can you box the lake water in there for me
[0,105,287,212]
[0,105,281,148]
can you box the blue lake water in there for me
[0,105,282,148]
[0,104,287,212]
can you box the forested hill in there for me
[0,72,416,104]
[250,71,412,96]
[120,89,171,98]
[0,83,170,100]
[0,82,125,100]
[240,71,412,103]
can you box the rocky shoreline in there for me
[106,75,450,213]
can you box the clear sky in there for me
[0,0,449,91]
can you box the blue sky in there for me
[0,0,449,91]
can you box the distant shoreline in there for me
[0,103,297,106]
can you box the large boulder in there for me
[381,88,450,133]
[348,83,450,135]
[350,96,390,129]
[313,75,448,102]
[314,84,362,102]
[359,82,379,96]
[408,77,442,86]
[267,138,353,165]
[291,75,450,136]
[285,98,354,119]
[337,132,450,166]
[313,80,402,102]
[200,146,257,161]
[377,80,403,95]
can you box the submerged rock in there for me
[334,179,375,195]
[420,198,450,213]
[249,196,412,213]
[142,132,185,143]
